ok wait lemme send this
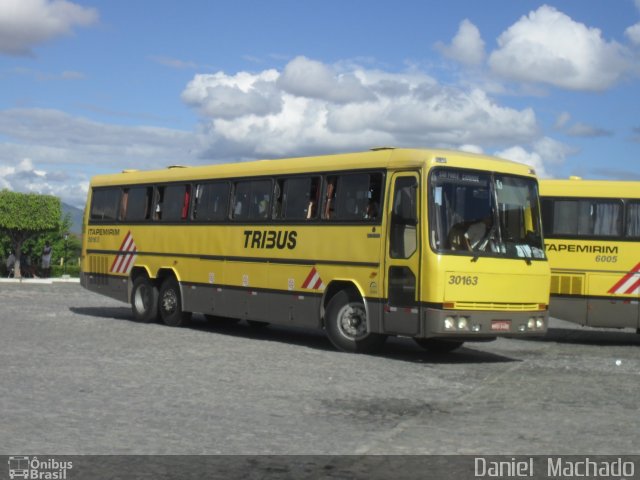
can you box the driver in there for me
[448,216,493,251]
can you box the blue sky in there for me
[1,0,639,208]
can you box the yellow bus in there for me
[540,178,640,332]
[81,148,549,353]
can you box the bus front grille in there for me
[451,302,541,311]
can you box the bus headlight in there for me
[457,317,469,331]
[536,317,545,330]
[527,317,536,330]
[444,316,456,330]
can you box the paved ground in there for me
[1,282,639,459]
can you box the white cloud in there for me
[488,5,632,91]
[277,56,375,103]
[494,137,573,178]
[625,23,640,45]
[1,57,572,206]
[494,146,547,176]
[0,0,98,56]
[0,158,88,207]
[181,69,283,119]
[0,108,205,206]
[436,19,486,66]
[182,57,539,159]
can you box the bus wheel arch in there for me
[129,267,158,323]
[322,281,386,353]
[156,268,192,327]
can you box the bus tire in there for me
[158,277,191,327]
[131,276,159,322]
[325,289,386,353]
[414,338,464,353]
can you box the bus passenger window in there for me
[232,180,272,221]
[627,202,640,238]
[193,183,230,221]
[547,199,622,237]
[90,187,120,221]
[123,186,152,221]
[162,185,190,221]
[277,176,320,220]
[331,173,382,221]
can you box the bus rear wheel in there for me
[158,277,192,327]
[131,276,158,323]
[414,338,464,353]
[325,289,386,353]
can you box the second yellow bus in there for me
[540,177,640,332]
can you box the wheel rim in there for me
[336,302,368,340]
[161,288,178,316]
[134,284,151,313]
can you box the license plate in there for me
[491,320,511,331]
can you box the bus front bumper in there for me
[422,308,548,339]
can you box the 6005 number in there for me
[595,255,618,263]
[448,275,479,286]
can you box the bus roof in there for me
[89,148,537,187]
[540,177,640,199]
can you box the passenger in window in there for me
[234,200,243,216]
[306,201,316,219]
[364,200,379,220]
[323,180,336,219]
[258,195,269,218]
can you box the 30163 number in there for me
[448,275,479,286]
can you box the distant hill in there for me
[62,203,83,234]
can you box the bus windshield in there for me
[430,168,545,260]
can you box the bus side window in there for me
[232,180,271,221]
[548,198,622,237]
[332,173,382,221]
[626,201,640,238]
[277,176,320,220]
[162,184,190,221]
[90,187,120,222]
[124,186,152,222]
[193,182,230,222]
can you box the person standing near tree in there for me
[41,241,52,278]
[6,251,16,277]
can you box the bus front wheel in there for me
[325,289,386,353]
[131,276,158,323]
[158,278,192,327]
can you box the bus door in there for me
[383,172,421,335]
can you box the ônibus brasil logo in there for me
[8,456,73,479]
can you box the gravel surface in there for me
[1,282,639,458]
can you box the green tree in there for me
[23,213,81,275]
[0,190,62,278]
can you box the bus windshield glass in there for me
[430,168,545,259]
